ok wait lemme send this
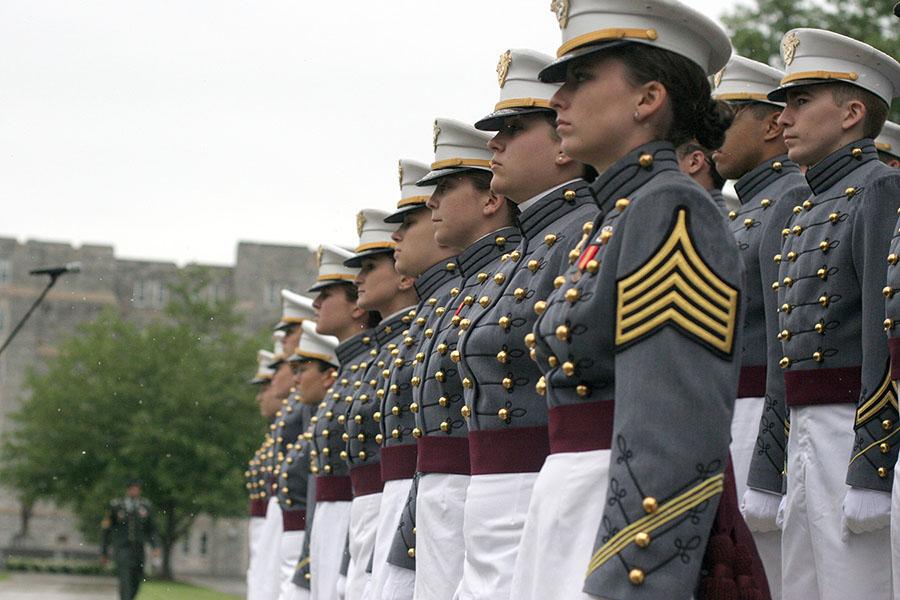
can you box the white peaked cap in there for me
[384,159,436,223]
[293,320,339,368]
[418,118,493,185]
[270,330,287,366]
[344,208,399,268]
[275,289,316,330]
[712,55,785,107]
[308,244,359,293]
[475,49,560,131]
[877,121,900,159]
[250,349,275,384]
[768,28,900,105]
[539,0,732,82]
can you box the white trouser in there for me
[364,479,413,600]
[510,450,609,600]
[248,516,267,600]
[346,493,382,600]
[310,501,352,600]
[381,564,415,600]
[783,404,892,600]
[414,473,469,600]
[282,585,311,600]
[731,395,782,599]
[892,451,900,594]
[277,530,305,600]
[453,472,537,600]
[256,498,285,600]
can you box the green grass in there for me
[0,572,8,582]
[136,581,240,600]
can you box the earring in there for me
[633,111,640,121]
[556,155,565,163]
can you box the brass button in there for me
[407,548,416,558]
[883,419,893,431]
[510,250,521,262]
[412,427,422,438]
[437,344,448,355]
[802,200,813,211]
[582,221,594,235]
[565,288,581,303]
[502,377,514,390]
[516,286,529,299]
[461,405,471,418]
[818,295,830,307]
[638,153,653,168]
[544,234,557,246]
[373,411,382,422]
[548,355,558,367]
[477,272,488,283]
[779,357,791,369]
[534,301,547,315]
[884,286,894,298]
[772,161,783,171]
[792,206,802,215]
[786,251,797,262]
[885,319,895,331]
[586,260,599,274]
[777,329,791,341]
[450,315,461,327]
[479,296,491,308]
[499,316,511,330]
[616,198,630,211]
[634,532,651,548]
[494,273,506,285]
[462,295,474,307]
[781,228,791,237]
[744,218,754,229]
[812,351,823,362]
[463,378,473,389]
[459,319,471,331]
[391,406,400,416]
[556,325,570,341]
[498,408,509,421]
[495,236,507,246]
[446,262,457,271]
[562,361,575,377]
[814,322,825,334]
[890,254,899,266]
[828,212,839,223]
[628,569,645,585]
[599,229,613,244]
[411,376,421,386]
[435,307,446,316]
[563,189,577,201]
[761,198,771,208]
[524,333,536,348]
[410,402,419,413]
[496,350,508,364]
[845,187,857,197]
[376,434,384,444]
[878,467,888,479]
[773,254,782,263]
[535,377,547,395]
[440,421,450,432]
[792,225,803,236]
[783,277,793,287]
[576,384,590,397]
[819,240,830,253]
[435,371,445,382]
[357,433,365,442]
[817,268,828,281]
[880,442,890,454]
[527,259,540,272]
[451,350,461,363]
[642,497,658,514]
[553,277,565,290]
[438,396,448,407]
[568,249,580,263]
[851,147,863,158]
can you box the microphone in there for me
[29,262,82,277]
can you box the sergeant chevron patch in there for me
[615,209,738,356]
[855,362,899,427]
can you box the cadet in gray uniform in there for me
[366,160,460,600]
[711,55,811,599]
[341,209,417,600]
[676,139,730,216]
[767,28,900,600]
[515,2,761,598]
[389,119,521,599]
[880,119,900,598]
[248,349,276,600]
[448,48,597,599]
[306,245,373,600]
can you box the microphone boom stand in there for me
[0,273,63,358]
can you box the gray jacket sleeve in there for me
[386,472,418,571]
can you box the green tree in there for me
[1,267,266,579]
[723,0,899,121]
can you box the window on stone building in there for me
[133,280,167,308]
[264,282,280,307]
[200,532,208,555]
[182,536,190,554]
[0,259,10,284]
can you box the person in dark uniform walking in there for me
[100,479,160,600]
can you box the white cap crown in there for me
[277,289,316,329]
[713,55,785,106]
[308,244,358,292]
[294,320,339,368]
[418,118,493,185]
[877,121,900,159]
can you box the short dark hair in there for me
[830,83,889,139]
[605,44,733,150]
[729,100,781,121]
[677,141,726,190]
[456,170,518,226]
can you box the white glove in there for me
[740,488,783,532]
[336,574,347,600]
[841,487,892,535]
[775,494,787,529]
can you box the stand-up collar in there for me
[375,308,414,346]
[591,141,678,212]
[336,331,374,365]
[414,259,459,300]
[516,179,592,240]
[805,139,877,195]
[734,155,801,203]
[457,227,522,278]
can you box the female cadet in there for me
[308,245,375,600]
[513,1,756,599]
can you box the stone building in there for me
[0,237,317,577]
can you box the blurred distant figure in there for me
[101,479,160,600]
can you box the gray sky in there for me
[1,0,730,266]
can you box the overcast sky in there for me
[1,0,732,266]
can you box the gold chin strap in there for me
[429,158,492,170]
[493,98,553,111]
[714,92,773,102]
[396,196,430,208]
[354,242,397,253]
[780,70,859,85]
[557,28,658,58]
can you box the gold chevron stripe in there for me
[615,209,738,354]
[849,427,900,466]
[856,364,899,426]
[586,473,725,575]
[295,556,310,570]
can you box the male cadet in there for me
[710,55,811,599]
[307,244,372,600]
[363,159,459,600]
[248,349,276,600]
[100,479,160,600]
[444,48,596,599]
[877,120,900,167]
[387,123,521,600]
[272,291,318,599]
[279,320,340,600]
[768,29,900,599]
[677,139,730,215]
[341,209,416,600]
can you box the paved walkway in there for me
[0,573,117,599]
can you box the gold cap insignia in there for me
[398,160,403,187]
[432,120,441,152]
[550,0,569,29]
[782,32,800,66]
[497,50,512,88]
[713,67,725,89]
[315,246,324,268]
[356,211,367,237]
